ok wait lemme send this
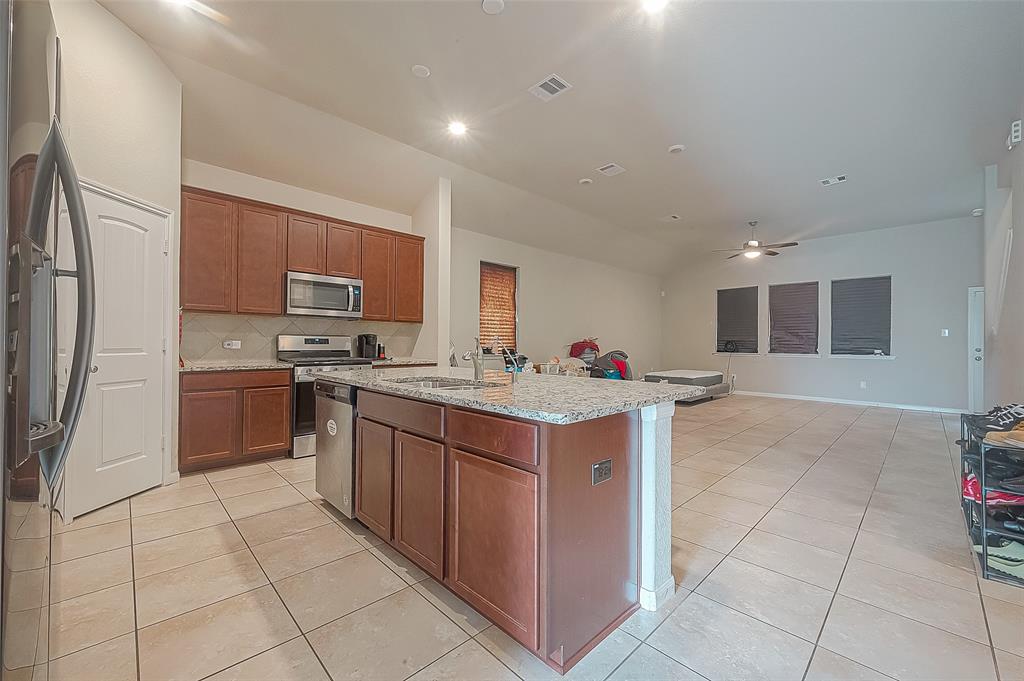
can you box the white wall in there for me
[986,92,1024,406]
[661,217,983,410]
[48,0,182,483]
[411,178,452,363]
[182,159,412,233]
[450,228,664,376]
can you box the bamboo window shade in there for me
[479,262,517,351]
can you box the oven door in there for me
[286,271,363,318]
[292,372,318,458]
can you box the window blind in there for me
[479,262,517,351]
[769,282,819,354]
[717,286,758,353]
[831,276,891,355]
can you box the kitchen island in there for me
[312,367,702,674]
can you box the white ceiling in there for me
[102,0,1024,264]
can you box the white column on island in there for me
[638,401,676,611]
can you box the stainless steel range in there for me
[277,335,372,458]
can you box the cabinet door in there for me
[360,232,395,321]
[326,223,361,279]
[237,204,285,314]
[393,432,444,579]
[180,390,240,470]
[286,214,326,274]
[242,386,291,455]
[393,237,424,322]
[355,417,394,539]
[447,449,539,650]
[181,192,236,312]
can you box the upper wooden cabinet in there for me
[237,204,285,314]
[326,223,361,279]
[286,214,326,274]
[394,237,424,323]
[361,232,396,321]
[180,186,424,322]
[180,192,236,312]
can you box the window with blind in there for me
[830,276,892,356]
[479,262,517,351]
[769,282,819,354]
[716,286,758,353]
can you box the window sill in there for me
[767,353,822,358]
[712,352,763,357]
[827,354,896,360]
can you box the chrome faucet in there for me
[461,337,485,380]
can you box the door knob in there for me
[90,365,98,373]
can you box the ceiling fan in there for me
[714,221,798,260]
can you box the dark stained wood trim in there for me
[181,369,290,392]
[181,185,424,243]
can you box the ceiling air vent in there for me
[819,174,848,187]
[596,162,626,177]
[529,74,573,102]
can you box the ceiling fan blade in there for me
[713,248,744,253]
[764,250,780,256]
[726,253,743,259]
[762,242,798,249]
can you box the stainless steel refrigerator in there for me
[2,0,95,676]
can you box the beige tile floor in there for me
[44,395,1024,681]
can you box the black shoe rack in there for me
[960,414,1024,588]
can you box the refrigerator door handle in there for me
[36,119,95,489]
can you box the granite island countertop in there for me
[311,366,703,424]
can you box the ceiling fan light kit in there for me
[716,221,799,261]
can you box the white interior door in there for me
[968,286,985,414]
[57,183,167,519]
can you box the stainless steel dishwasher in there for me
[314,380,356,518]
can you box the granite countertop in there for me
[179,359,293,373]
[311,366,703,425]
[371,357,438,367]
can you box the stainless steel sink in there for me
[386,377,499,390]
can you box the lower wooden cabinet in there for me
[179,370,291,472]
[393,432,445,579]
[447,448,539,650]
[355,416,394,539]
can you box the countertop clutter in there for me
[179,357,437,372]
[312,366,704,424]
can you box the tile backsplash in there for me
[181,312,422,362]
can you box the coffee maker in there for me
[356,334,378,359]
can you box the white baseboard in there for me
[732,390,964,414]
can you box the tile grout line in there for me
[129,489,143,681]
[798,408,904,681]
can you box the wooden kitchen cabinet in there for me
[360,231,395,321]
[394,237,424,322]
[179,370,291,473]
[447,448,540,650]
[355,416,394,539]
[286,213,326,274]
[393,432,445,579]
[181,191,236,312]
[242,386,291,455]
[326,222,361,279]
[236,204,285,314]
[179,389,240,470]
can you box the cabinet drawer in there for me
[448,409,538,466]
[181,370,291,392]
[358,390,444,439]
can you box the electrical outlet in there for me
[222,340,241,350]
[940,329,949,337]
[859,380,868,390]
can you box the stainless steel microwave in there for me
[286,271,363,318]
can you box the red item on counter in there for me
[569,339,600,359]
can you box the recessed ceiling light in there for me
[668,144,686,154]
[447,121,468,136]
[411,64,430,78]
[482,0,505,15]
[578,178,593,185]
[642,0,669,14]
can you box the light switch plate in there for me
[223,340,241,350]
[940,329,949,337]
